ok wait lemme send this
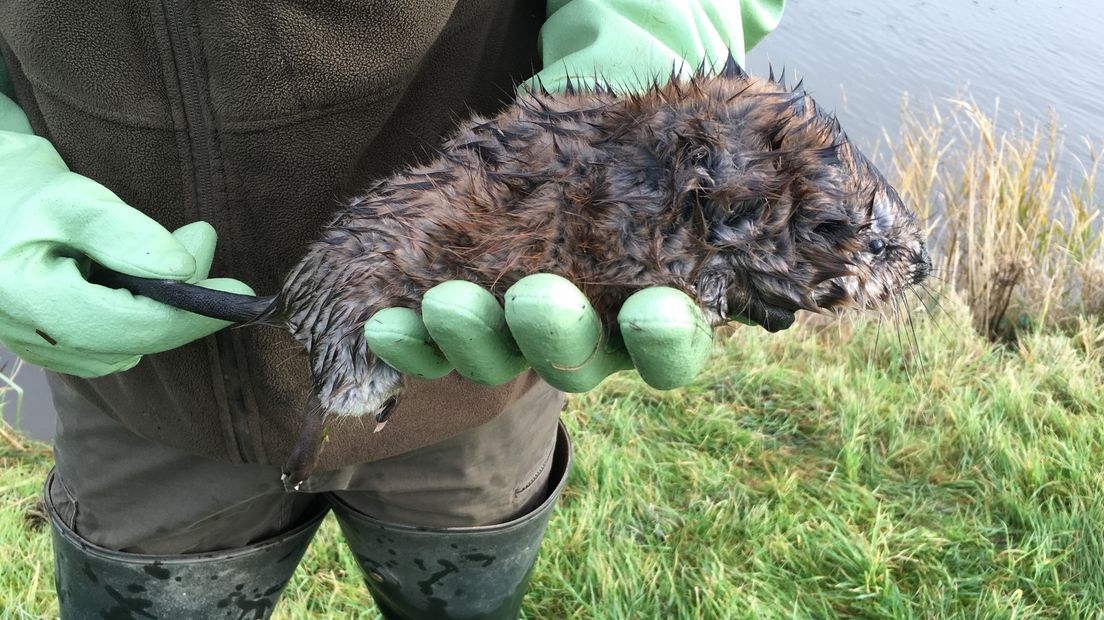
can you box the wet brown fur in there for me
[272,57,931,423]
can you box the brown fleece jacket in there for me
[0,0,558,468]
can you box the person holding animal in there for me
[0,1,786,617]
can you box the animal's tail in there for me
[91,268,278,325]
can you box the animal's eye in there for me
[868,238,887,255]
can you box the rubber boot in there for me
[45,471,327,620]
[331,421,572,619]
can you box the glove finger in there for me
[421,281,528,386]
[41,173,196,280]
[0,129,72,168]
[191,277,255,296]
[0,321,141,377]
[365,307,454,380]
[21,348,141,378]
[10,257,253,354]
[170,221,219,282]
[0,96,35,134]
[618,287,713,390]
[504,274,631,393]
[122,277,257,353]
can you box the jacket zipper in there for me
[160,0,257,463]
[162,0,216,223]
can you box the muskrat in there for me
[96,56,931,486]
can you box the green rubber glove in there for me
[367,277,713,392]
[365,0,784,393]
[0,91,254,377]
[533,0,785,92]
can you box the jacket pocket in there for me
[46,468,80,532]
[514,438,556,498]
[1,0,173,127]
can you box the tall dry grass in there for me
[0,358,27,453]
[890,95,1104,340]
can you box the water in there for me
[4,0,1102,442]
[0,350,54,441]
[747,0,1104,173]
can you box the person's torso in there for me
[0,0,550,468]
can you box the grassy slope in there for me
[2,292,1102,619]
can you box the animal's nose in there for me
[912,249,932,284]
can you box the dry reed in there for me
[890,95,1103,339]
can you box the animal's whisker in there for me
[872,307,885,363]
[910,286,952,345]
[889,294,914,384]
[901,291,926,373]
[917,281,955,326]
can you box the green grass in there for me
[3,291,1104,619]
[3,98,1103,618]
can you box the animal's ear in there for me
[673,113,729,166]
[669,116,719,160]
[678,138,713,173]
[668,120,720,193]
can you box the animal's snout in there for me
[912,249,933,285]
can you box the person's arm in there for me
[366,0,785,394]
[0,56,252,377]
